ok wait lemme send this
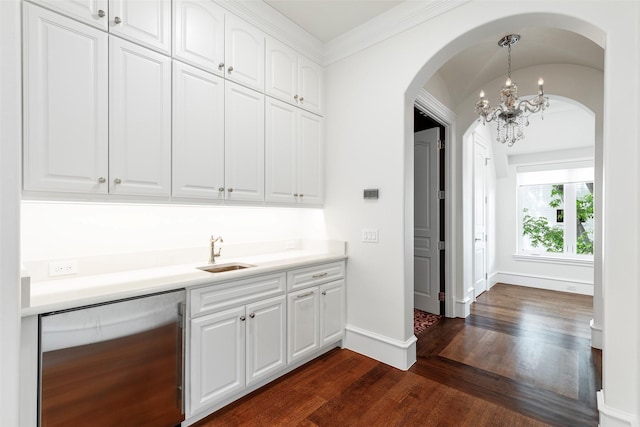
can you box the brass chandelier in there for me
[475,34,550,146]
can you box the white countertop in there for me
[23,249,347,316]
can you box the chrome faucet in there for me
[209,235,223,264]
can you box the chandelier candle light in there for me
[475,34,550,146]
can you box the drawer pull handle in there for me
[312,272,328,279]
[296,291,314,298]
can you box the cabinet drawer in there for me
[190,273,286,317]
[287,261,345,291]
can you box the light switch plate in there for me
[361,228,379,243]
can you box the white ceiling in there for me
[264,1,604,156]
[264,0,403,43]
[437,27,604,107]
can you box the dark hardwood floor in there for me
[194,283,601,426]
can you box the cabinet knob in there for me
[114,178,122,184]
[114,16,122,24]
[227,66,234,73]
[227,188,233,193]
[218,62,225,70]
[218,187,225,192]
[293,193,298,197]
[98,177,106,183]
[97,9,105,18]
[240,315,246,321]
[249,313,255,319]
[299,194,304,197]
[322,291,327,296]
[299,97,304,102]
[294,95,298,101]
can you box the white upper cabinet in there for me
[266,37,324,115]
[265,97,297,203]
[224,82,265,202]
[173,0,225,75]
[265,98,323,205]
[224,14,265,92]
[297,56,324,115]
[297,110,324,204]
[29,0,109,30]
[109,0,171,54]
[109,36,172,196]
[265,38,297,104]
[172,61,225,200]
[23,3,109,194]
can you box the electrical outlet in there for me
[361,228,379,243]
[49,260,78,277]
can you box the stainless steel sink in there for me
[197,263,255,273]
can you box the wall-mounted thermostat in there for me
[363,189,379,199]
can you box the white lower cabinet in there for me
[187,261,345,423]
[288,279,345,364]
[189,294,286,416]
[287,287,320,363]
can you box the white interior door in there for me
[414,127,440,314]
[473,136,488,298]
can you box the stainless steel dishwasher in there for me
[39,289,186,427]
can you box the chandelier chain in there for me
[507,44,512,78]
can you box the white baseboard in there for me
[496,272,594,296]
[488,272,499,289]
[455,297,471,318]
[590,318,603,350]
[343,324,417,371]
[597,391,638,427]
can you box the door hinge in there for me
[437,140,444,150]
[485,273,488,280]
[438,190,445,200]
[438,292,445,301]
[438,241,445,250]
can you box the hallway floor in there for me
[194,283,600,426]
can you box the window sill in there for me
[512,253,594,267]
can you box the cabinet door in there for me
[109,37,171,196]
[320,280,345,345]
[224,82,265,201]
[246,296,286,387]
[109,0,171,54]
[265,97,297,203]
[265,37,298,105]
[298,56,323,115]
[287,287,320,363]
[173,0,224,75]
[297,111,324,205]
[23,3,108,194]
[190,306,246,416]
[173,61,225,200]
[29,0,109,30]
[224,13,265,92]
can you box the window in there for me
[517,164,594,259]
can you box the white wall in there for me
[325,0,638,422]
[21,202,327,261]
[424,71,453,111]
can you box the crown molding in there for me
[323,0,471,66]
[216,0,323,63]
[415,89,456,125]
